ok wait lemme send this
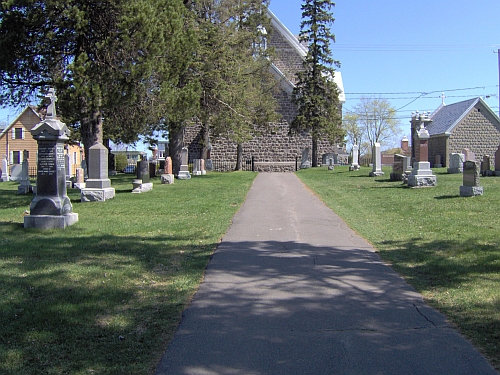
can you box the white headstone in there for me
[369,143,384,176]
[1,157,10,181]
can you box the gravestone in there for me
[64,152,72,187]
[161,156,174,184]
[322,153,335,166]
[177,147,191,179]
[369,142,384,176]
[408,124,436,187]
[9,164,22,181]
[495,144,500,176]
[200,159,206,175]
[17,151,32,194]
[24,88,78,229]
[80,143,116,202]
[327,157,334,171]
[1,156,9,182]
[349,144,360,171]
[74,167,85,189]
[132,158,153,193]
[390,154,406,181]
[447,153,465,174]
[108,152,116,176]
[434,154,442,168]
[460,161,483,196]
[462,148,475,161]
[481,155,493,176]
[81,159,88,179]
[300,148,311,169]
[193,159,202,176]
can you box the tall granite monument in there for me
[24,88,78,229]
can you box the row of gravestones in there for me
[4,89,209,230]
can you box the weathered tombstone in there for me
[408,124,437,187]
[435,154,442,168]
[200,159,206,175]
[149,162,156,178]
[322,153,335,166]
[460,161,483,196]
[161,156,174,184]
[193,159,202,176]
[9,164,22,181]
[369,142,384,176]
[327,157,334,171]
[349,144,360,171]
[0,156,9,182]
[131,157,153,193]
[81,159,88,180]
[24,88,78,229]
[177,147,191,179]
[481,155,492,176]
[390,154,405,181]
[17,151,32,194]
[74,167,85,189]
[300,148,311,169]
[447,153,465,174]
[108,151,117,176]
[80,143,116,202]
[64,152,72,187]
[462,148,475,161]
[205,159,213,171]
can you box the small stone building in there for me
[184,9,346,171]
[411,97,500,168]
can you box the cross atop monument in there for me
[45,87,57,118]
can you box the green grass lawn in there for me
[297,166,500,370]
[2,167,500,373]
[0,172,256,375]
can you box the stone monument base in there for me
[24,213,79,229]
[17,183,32,194]
[161,174,174,184]
[447,167,462,174]
[369,171,384,177]
[132,181,153,194]
[408,175,437,187]
[81,187,115,202]
[460,185,483,197]
[177,171,191,180]
[349,164,360,171]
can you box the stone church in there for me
[183,9,346,172]
[412,97,500,168]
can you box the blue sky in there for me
[270,0,500,138]
[2,0,500,151]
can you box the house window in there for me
[12,128,24,140]
[11,151,21,164]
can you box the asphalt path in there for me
[155,173,498,375]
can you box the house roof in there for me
[0,106,41,138]
[266,9,345,103]
[427,97,500,136]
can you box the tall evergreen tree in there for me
[291,0,344,167]
[0,0,198,164]
[186,0,278,171]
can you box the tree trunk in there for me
[169,125,184,176]
[312,138,318,167]
[201,123,210,160]
[235,143,243,171]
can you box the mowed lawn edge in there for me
[297,166,500,371]
[0,172,256,375]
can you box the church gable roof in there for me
[428,97,480,135]
[266,9,345,103]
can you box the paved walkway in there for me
[155,173,497,375]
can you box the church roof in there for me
[427,97,497,136]
[267,9,345,103]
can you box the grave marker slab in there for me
[460,161,483,196]
[81,143,115,202]
[369,142,384,176]
[177,147,191,179]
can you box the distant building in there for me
[0,106,82,176]
[183,9,346,171]
[412,97,500,168]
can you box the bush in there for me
[115,153,128,171]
